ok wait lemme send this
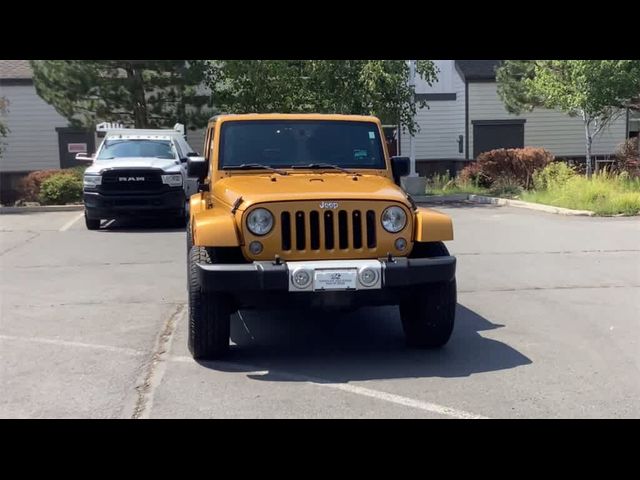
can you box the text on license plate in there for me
[313,269,357,290]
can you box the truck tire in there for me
[188,245,231,359]
[85,210,100,230]
[400,241,456,348]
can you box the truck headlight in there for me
[246,208,274,236]
[83,174,102,188]
[161,174,183,187]
[381,206,407,233]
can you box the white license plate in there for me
[313,269,358,291]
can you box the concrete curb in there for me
[467,195,596,216]
[413,193,596,216]
[0,205,84,214]
[412,194,470,203]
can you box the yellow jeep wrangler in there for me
[186,113,456,359]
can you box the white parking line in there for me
[0,334,147,357]
[59,212,84,232]
[168,355,489,419]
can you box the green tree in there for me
[30,60,211,130]
[204,60,438,135]
[496,60,640,177]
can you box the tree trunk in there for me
[125,63,149,128]
[583,113,593,178]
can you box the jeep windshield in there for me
[97,139,176,160]
[219,120,386,170]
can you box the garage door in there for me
[473,120,525,159]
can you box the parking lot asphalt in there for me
[1,205,638,418]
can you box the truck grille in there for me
[280,208,377,252]
[99,169,164,194]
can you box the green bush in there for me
[19,166,87,202]
[39,172,83,205]
[533,162,577,191]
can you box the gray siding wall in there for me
[469,82,627,158]
[400,60,466,160]
[0,83,68,172]
[186,128,206,154]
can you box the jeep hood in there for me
[212,174,411,209]
[85,157,182,174]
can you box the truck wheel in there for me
[188,246,231,359]
[85,210,100,230]
[400,241,456,348]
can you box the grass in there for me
[521,172,640,215]
[424,173,489,196]
[424,169,640,216]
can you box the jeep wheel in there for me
[85,210,100,230]
[400,241,456,348]
[188,246,231,359]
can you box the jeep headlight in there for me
[381,206,407,233]
[246,208,274,236]
[83,174,102,188]
[161,174,183,187]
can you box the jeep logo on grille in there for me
[118,177,145,182]
[319,201,339,209]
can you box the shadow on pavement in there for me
[97,217,185,233]
[197,304,532,383]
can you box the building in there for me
[0,60,75,202]
[399,60,635,177]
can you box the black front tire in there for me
[188,246,231,359]
[400,241,456,348]
[85,210,100,230]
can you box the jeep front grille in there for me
[280,208,377,252]
[242,200,412,261]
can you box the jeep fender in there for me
[191,204,241,247]
[414,207,454,242]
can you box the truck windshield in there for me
[219,120,386,170]
[97,140,176,160]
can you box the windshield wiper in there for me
[290,163,360,176]
[227,163,289,176]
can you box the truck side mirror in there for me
[390,156,410,185]
[187,156,208,182]
[75,153,95,163]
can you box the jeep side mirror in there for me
[390,156,410,185]
[187,156,208,182]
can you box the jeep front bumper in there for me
[197,257,456,309]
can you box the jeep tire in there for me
[85,209,100,230]
[400,241,456,348]
[188,245,231,359]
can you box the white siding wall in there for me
[400,60,466,160]
[0,83,68,172]
[469,82,627,158]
